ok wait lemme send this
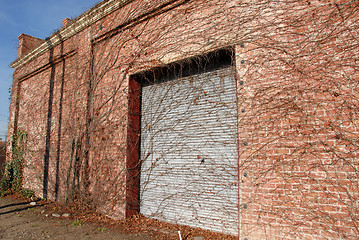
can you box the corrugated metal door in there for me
[140,66,238,235]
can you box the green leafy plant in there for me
[20,188,35,198]
[72,219,82,226]
[0,129,30,197]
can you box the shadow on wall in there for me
[0,141,6,180]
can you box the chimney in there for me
[62,18,74,27]
[17,34,45,58]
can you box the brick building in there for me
[8,0,358,239]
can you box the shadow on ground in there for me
[0,196,154,240]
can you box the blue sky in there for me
[0,0,99,141]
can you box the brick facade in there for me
[8,0,358,239]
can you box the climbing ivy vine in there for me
[0,129,33,197]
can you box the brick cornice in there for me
[10,0,134,70]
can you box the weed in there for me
[20,188,35,198]
[72,219,82,226]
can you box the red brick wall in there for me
[9,0,359,238]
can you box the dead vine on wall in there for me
[9,0,359,239]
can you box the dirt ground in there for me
[0,195,236,240]
[0,196,155,240]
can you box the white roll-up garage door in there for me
[140,64,238,235]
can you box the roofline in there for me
[10,0,134,70]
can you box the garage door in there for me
[140,60,238,234]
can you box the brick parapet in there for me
[11,0,134,71]
[17,34,45,58]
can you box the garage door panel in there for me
[140,66,238,235]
